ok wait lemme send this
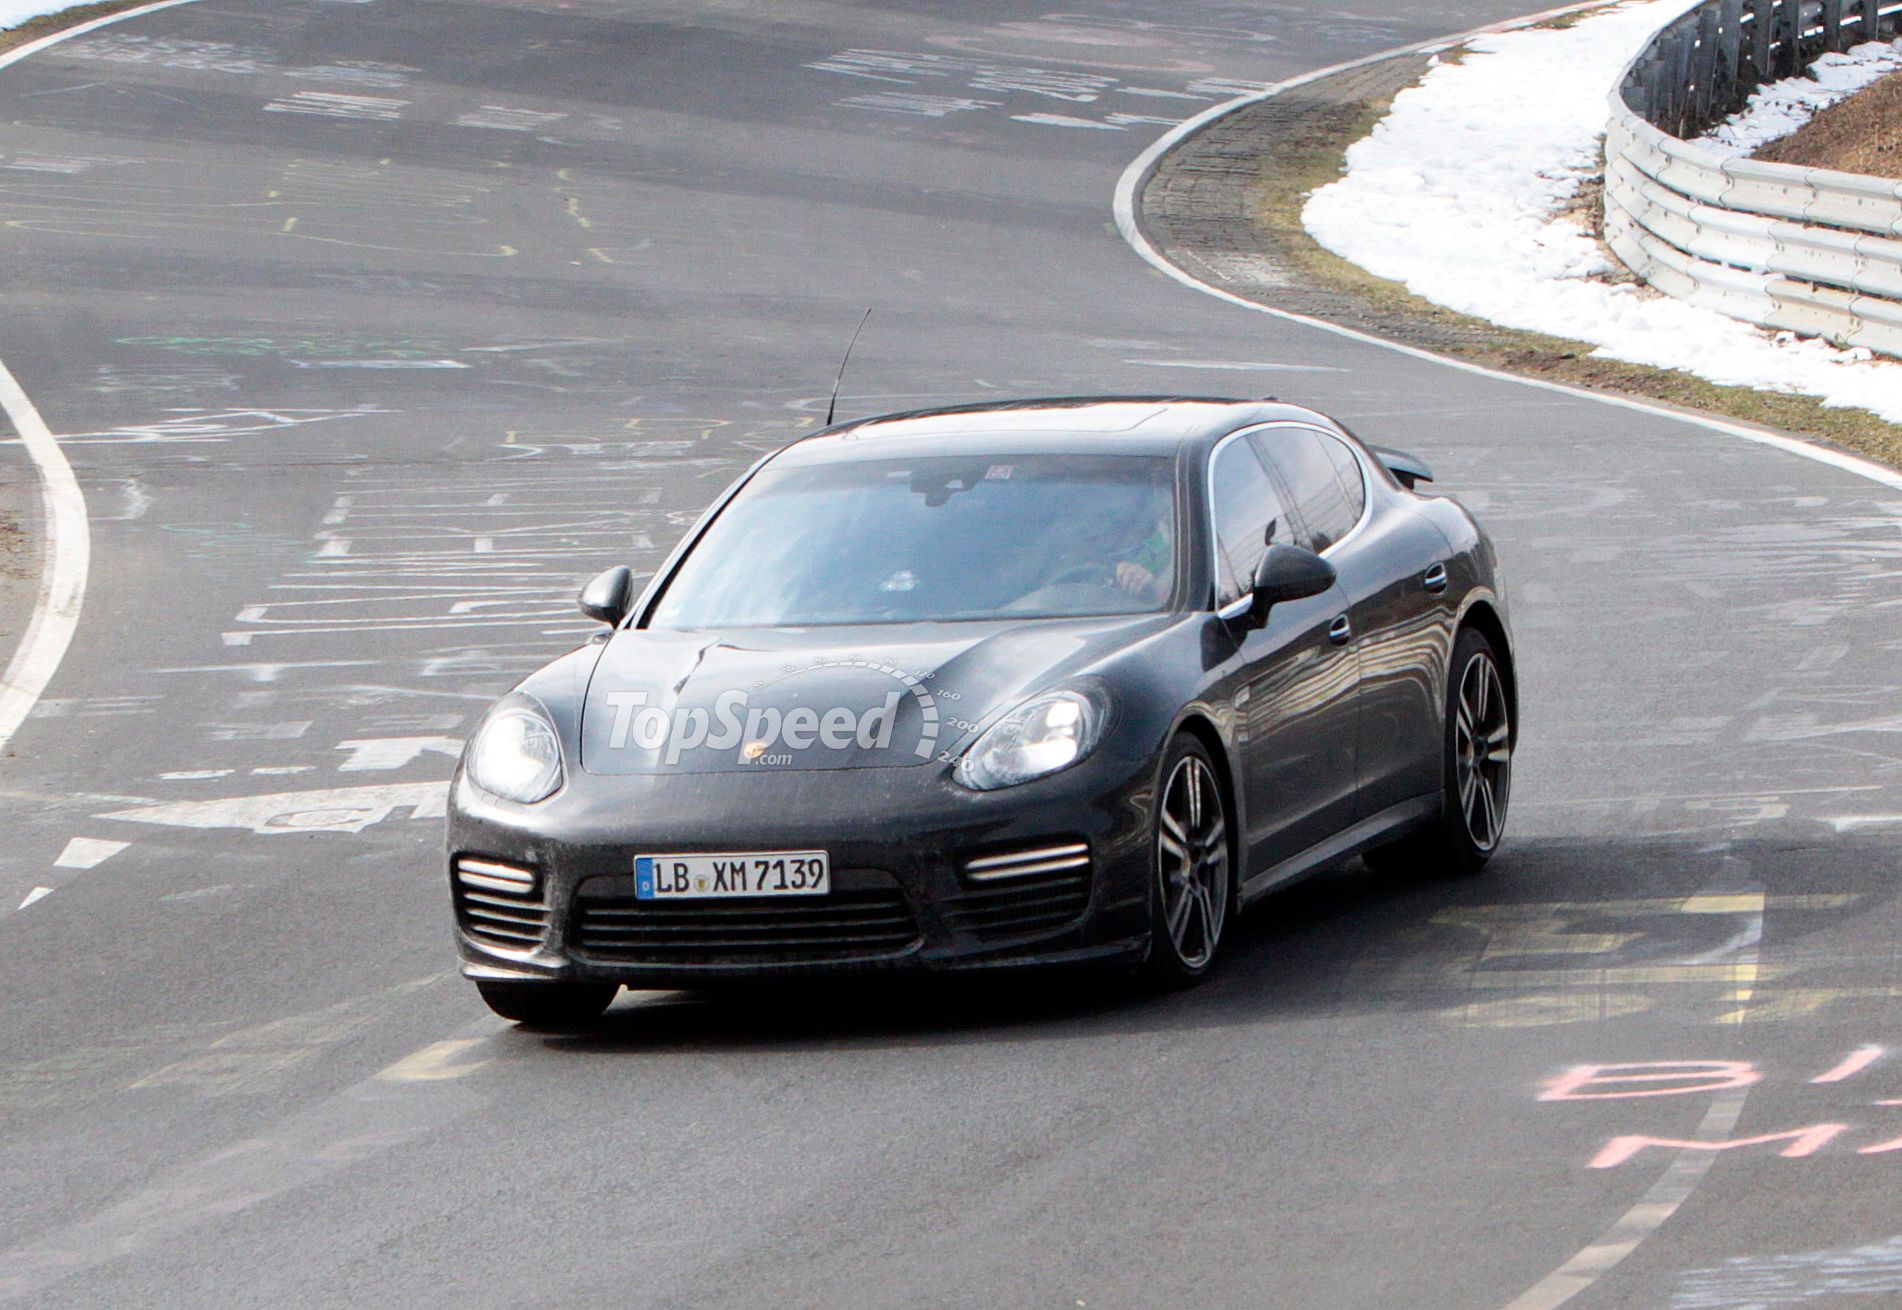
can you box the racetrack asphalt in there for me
[0,2,1900,1306]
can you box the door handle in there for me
[1328,614,1353,646]
[1423,563,1449,594]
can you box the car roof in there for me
[769,396,1342,465]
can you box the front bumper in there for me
[446,755,1157,988]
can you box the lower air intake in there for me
[571,872,921,965]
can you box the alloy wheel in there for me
[1454,651,1512,852]
[1156,753,1230,970]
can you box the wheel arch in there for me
[1455,598,1517,726]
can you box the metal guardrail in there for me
[1604,0,1902,355]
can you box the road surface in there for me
[0,1,1898,1305]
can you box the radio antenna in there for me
[825,308,873,428]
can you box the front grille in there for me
[453,856,549,951]
[945,842,1092,943]
[571,873,920,964]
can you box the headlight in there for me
[467,705,564,804]
[955,688,1107,791]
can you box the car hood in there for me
[579,615,1170,774]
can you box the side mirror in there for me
[1369,445,1434,491]
[578,566,635,626]
[1241,544,1336,627]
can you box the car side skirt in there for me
[1238,794,1438,907]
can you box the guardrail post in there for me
[1718,0,1747,116]
[1776,0,1803,76]
[1749,0,1775,80]
[1841,0,1871,42]
[1671,25,1698,134]
[1694,6,1721,125]
[1647,56,1672,124]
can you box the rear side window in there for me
[1208,438,1292,607]
[1255,428,1365,554]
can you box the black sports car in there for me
[447,398,1515,1027]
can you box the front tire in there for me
[476,979,617,1030]
[1366,626,1513,877]
[1143,735,1233,987]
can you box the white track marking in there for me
[52,836,126,869]
[1111,2,1902,496]
[0,0,212,758]
[16,887,51,910]
[100,781,448,835]
[0,359,87,758]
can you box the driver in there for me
[1113,513,1172,603]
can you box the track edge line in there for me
[0,0,211,755]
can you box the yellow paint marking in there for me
[374,1038,489,1083]
[1465,963,1773,988]
[277,230,519,257]
[1444,993,1654,1028]
[281,217,298,233]
[1679,894,1766,914]
[1714,985,1902,1024]
[565,196,592,229]
[1457,894,1845,917]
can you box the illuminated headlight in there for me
[955,688,1107,791]
[467,705,564,804]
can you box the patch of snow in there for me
[0,1,83,30]
[1700,38,1902,155]
[1303,0,1902,425]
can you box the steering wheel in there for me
[1050,563,1115,588]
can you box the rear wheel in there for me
[1365,627,1512,878]
[1143,735,1233,987]
[476,979,617,1030]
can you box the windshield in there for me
[649,453,1177,628]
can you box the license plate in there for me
[634,852,830,900]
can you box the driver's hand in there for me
[1115,561,1155,595]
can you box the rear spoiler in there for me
[1369,445,1434,491]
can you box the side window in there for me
[1208,438,1291,606]
[1322,434,1367,526]
[1255,428,1364,554]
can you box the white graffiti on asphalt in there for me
[43,407,388,444]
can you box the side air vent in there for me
[453,856,549,950]
[946,842,1092,943]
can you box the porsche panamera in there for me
[445,398,1516,1028]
